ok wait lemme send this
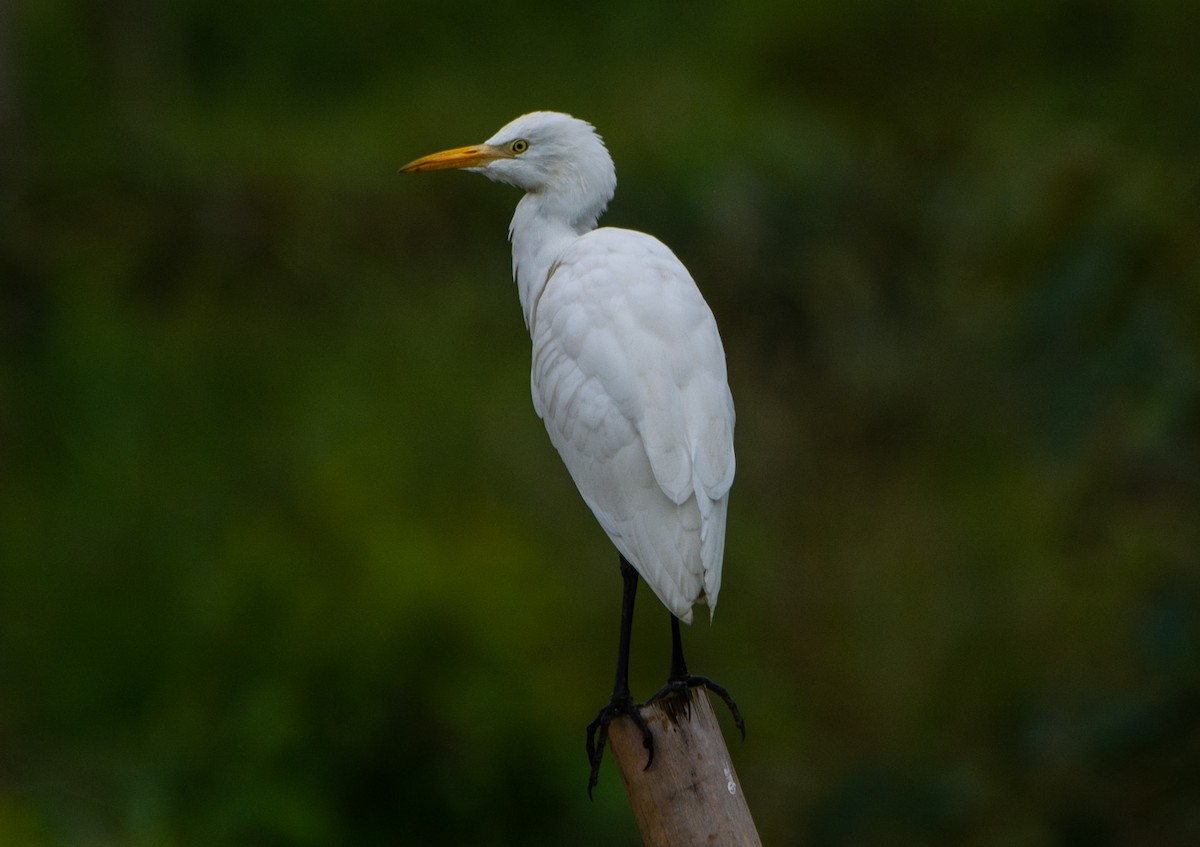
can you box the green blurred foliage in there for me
[2,0,1199,843]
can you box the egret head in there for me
[400,111,617,229]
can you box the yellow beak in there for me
[398,143,511,173]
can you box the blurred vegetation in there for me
[2,0,1199,844]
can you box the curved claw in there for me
[646,674,746,740]
[585,695,654,797]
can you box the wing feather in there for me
[529,227,734,622]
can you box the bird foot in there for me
[646,674,746,740]
[585,692,654,798]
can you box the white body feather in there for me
[529,228,735,623]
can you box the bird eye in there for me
[509,139,529,154]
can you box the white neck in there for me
[509,192,596,332]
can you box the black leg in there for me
[585,555,654,797]
[668,614,688,679]
[646,614,746,739]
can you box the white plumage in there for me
[399,111,735,625]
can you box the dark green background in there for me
[2,0,1198,843]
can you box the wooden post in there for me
[606,691,761,846]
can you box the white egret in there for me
[399,111,741,792]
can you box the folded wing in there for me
[530,227,735,623]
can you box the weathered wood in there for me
[607,691,761,846]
